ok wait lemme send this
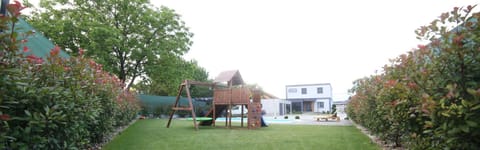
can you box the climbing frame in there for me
[166,80,214,131]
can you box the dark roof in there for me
[15,18,70,59]
[213,70,244,85]
[262,91,279,99]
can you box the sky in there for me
[26,0,479,100]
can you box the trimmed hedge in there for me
[0,2,139,149]
[347,5,480,149]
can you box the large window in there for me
[317,102,324,109]
[317,87,323,94]
[292,102,302,113]
[301,88,307,94]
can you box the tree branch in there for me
[126,57,144,90]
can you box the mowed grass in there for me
[103,119,378,150]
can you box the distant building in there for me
[261,99,291,116]
[332,100,348,114]
[333,100,348,119]
[285,83,333,113]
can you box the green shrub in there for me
[0,2,140,149]
[347,5,480,149]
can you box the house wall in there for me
[261,99,291,116]
[285,84,333,113]
[286,84,332,99]
[336,104,346,113]
[314,98,331,112]
[334,103,348,119]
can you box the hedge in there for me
[347,5,480,149]
[0,2,140,149]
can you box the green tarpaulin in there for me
[138,94,208,112]
[14,18,70,59]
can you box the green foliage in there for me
[27,0,194,90]
[332,104,337,114]
[347,5,480,149]
[136,55,211,96]
[0,2,139,149]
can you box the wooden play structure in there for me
[166,70,263,130]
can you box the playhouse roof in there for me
[213,70,244,85]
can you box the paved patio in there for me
[264,114,352,126]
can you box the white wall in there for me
[286,84,332,99]
[336,104,346,113]
[261,99,291,116]
[314,99,331,112]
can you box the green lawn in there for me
[103,119,378,150]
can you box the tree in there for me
[26,0,193,90]
[331,104,336,115]
[135,54,211,97]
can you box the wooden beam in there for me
[186,80,215,86]
[185,80,199,131]
[167,84,184,128]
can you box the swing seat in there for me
[185,117,213,121]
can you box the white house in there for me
[285,83,332,113]
[333,100,348,119]
[261,99,291,117]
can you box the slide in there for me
[199,105,227,126]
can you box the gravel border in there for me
[350,120,405,150]
[89,118,139,150]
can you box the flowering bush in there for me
[0,1,139,149]
[347,5,480,149]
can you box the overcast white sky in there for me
[150,0,479,100]
[27,0,479,100]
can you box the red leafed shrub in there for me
[0,1,139,149]
[347,5,480,149]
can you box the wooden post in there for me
[241,104,244,127]
[212,84,216,127]
[184,80,199,131]
[166,83,184,128]
[228,81,233,128]
[167,80,200,131]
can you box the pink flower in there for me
[7,1,26,17]
[408,82,418,89]
[26,55,44,64]
[23,46,29,52]
[0,114,10,121]
[78,48,84,56]
[467,5,473,11]
[453,7,459,13]
[453,35,464,46]
[417,44,426,50]
[89,60,96,67]
[50,45,61,56]
[385,80,397,87]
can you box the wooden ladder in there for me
[166,80,199,130]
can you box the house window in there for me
[317,87,323,94]
[317,102,324,109]
[288,88,297,93]
[301,88,307,94]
